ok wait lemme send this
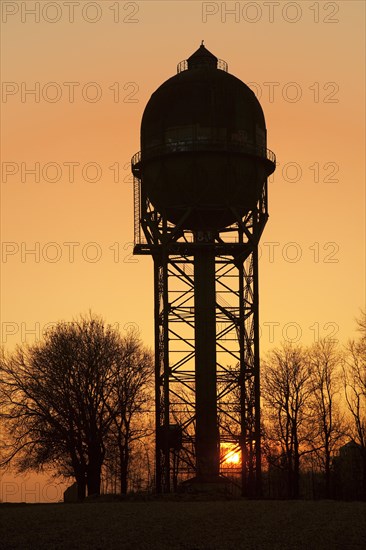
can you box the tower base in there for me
[179,476,234,496]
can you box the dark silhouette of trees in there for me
[104,328,153,495]
[262,343,313,498]
[1,310,365,500]
[0,314,152,500]
[307,339,345,497]
[342,311,366,499]
[262,322,364,500]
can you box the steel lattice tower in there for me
[131,45,275,496]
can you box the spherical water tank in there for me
[133,44,275,230]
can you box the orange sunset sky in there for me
[1,0,365,501]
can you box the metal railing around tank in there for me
[131,140,276,175]
[177,58,228,73]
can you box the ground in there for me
[1,499,365,549]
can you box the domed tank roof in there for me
[134,44,275,230]
[141,45,266,151]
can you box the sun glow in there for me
[222,445,241,466]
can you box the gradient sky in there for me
[1,0,365,501]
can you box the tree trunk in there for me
[293,435,300,499]
[72,460,87,501]
[76,475,87,501]
[120,446,129,495]
[325,442,331,498]
[362,450,366,501]
[286,450,293,499]
[87,448,102,497]
[87,466,101,496]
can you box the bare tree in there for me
[343,310,366,498]
[0,314,151,500]
[262,343,314,498]
[307,339,345,497]
[104,329,153,495]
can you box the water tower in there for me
[131,44,275,496]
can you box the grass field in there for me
[1,499,365,549]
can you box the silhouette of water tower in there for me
[132,44,275,496]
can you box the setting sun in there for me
[225,451,241,465]
[221,445,241,466]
